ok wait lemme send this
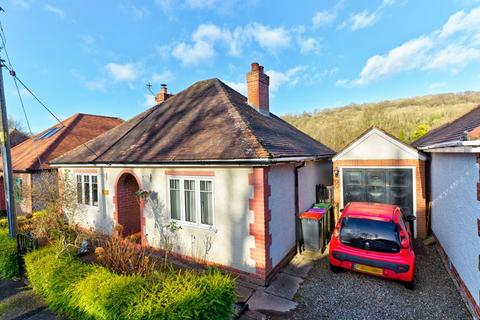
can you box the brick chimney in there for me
[155,84,173,104]
[246,62,270,113]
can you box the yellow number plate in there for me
[354,264,383,275]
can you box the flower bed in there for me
[25,246,235,320]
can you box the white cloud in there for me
[312,10,337,28]
[172,41,215,66]
[224,81,247,95]
[185,0,216,9]
[84,79,107,91]
[299,37,321,54]
[350,10,378,31]
[343,0,395,31]
[123,5,150,20]
[9,0,31,8]
[171,23,292,65]
[151,70,174,83]
[144,94,156,108]
[345,6,480,85]
[44,4,65,19]
[440,7,480,38]
[424,45,480,71]
[266,66,306,91]
[105,63,138,82]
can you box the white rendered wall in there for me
[268,163,296,267]
[298,160,333,212]
[430,153,480,305]
[60,166,256,274]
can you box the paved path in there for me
[0,279,60,320]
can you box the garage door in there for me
[342,168,413,216]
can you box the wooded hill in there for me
[282,91,480,151]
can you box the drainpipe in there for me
[294,161,305,253]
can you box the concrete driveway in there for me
[290,241,471,320]
[237,241,471,320]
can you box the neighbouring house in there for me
[332,127,428,239]
[412,106,480,318]
[50,63,335,284]
[0,113,123,214]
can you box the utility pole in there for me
[0,58,16,238]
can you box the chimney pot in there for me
[246,62,270,113]
[155,84,173,104]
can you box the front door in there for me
[342,168,414,217]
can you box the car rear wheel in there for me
[405,279,415,290]
[330,264,341,273]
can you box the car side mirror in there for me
[405,215,416,222]
[401,238,409,249]
[340,208,344,213]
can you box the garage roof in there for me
[333,127,427,161]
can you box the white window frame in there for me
[76,173,99,207]
[167,176,215,228]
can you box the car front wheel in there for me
[405,279,415,290]
[330,264,341,273]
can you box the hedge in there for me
[25,246,235,320]
[0,228,19,279]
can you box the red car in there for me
[329,202,416,289]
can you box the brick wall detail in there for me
[248,167,272,281]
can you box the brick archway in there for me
[114,172,142,238]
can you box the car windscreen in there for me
[339,217,400,253]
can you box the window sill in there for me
[170,220,215,231]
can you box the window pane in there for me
[169,179,181,220]
[184,180,196,223]
[84,175,90,205]
[92,176,98,206]
[77,176,83,204]
[200,181,213,225]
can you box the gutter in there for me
[294,161,305,253]
[418,139,480,150]
[49,155,333,168]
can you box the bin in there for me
[299,208,326,251]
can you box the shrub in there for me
[24,246,235,320]
[0,228,19,279]
[94,227,155,276]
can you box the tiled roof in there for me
[9,113,123,172]
[411,106,480,148]
[52,79,334,165]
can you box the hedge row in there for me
[0,228,19,279]
[25,246,235,320]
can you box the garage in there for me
[332,128,428,238]
[342,168,414,216]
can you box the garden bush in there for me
[0,228,19,279]
[25,246,235,320]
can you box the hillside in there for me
[282,91,480,151]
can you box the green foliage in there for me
[0,228,19,279]
[412,123,430,141]
[282,91,480,151]
[24,246,235,320]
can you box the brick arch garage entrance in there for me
[114,171,144,241]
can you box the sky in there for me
[2,0,480,132]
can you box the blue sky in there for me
[2,0,480,132]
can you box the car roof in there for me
[343,202,398,222]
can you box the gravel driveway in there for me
[290,241,471,320]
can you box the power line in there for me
[0,17,99,158]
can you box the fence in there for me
[17,233,39,276]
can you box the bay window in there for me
[168,177,214,226]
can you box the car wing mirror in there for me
[405,215,416,222]
[401,238,409,249]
